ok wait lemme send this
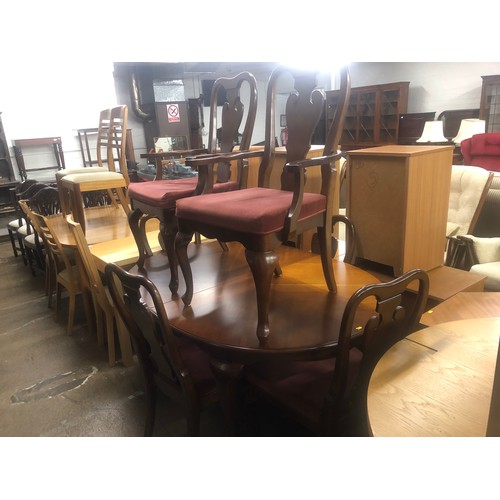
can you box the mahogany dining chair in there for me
[175,65,351,340]
[127,71,259,294]
[244,268,429,436]
[104,262,219,436]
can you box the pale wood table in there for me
[421,291,500,326]
[368,317,500,437]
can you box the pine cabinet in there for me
[346,145,453,276]
[326,81,409,150]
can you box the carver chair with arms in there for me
[104,262,219,436]
[175,65,351,340]
[127,71,259,294]
[244,268,429,436]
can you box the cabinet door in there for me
[480,75,500,133]
[380,88,403,143]
[357,91,377,145]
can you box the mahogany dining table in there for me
[90,235,384,429]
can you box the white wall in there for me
[3,61,500,180]
[349,62,500,116]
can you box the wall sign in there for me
[167,103,180,123]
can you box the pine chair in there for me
[56,106,129,215]
[175,66,351,340]
[127,71,259,294]
[32,211,93,335]
[104,262,219,436]
[59,105,130,232]
[67,216,133,367]
[244,268,429,436]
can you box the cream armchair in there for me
[445,165,493,266]
[457,235,500,290]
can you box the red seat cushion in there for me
[175,187,326,235]
[245,348,363,432]
[128,179,239,209]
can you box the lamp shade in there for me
[416,121,448,143]
[452,118,486,144]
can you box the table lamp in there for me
[452,118,486,145]
[416,120,448,143]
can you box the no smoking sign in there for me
[167,103,180,123]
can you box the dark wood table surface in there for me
[124,240,381,364]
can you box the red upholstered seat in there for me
[461,133,500,172]
[176,187,326,235]
[129,178,239,209]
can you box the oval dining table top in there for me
[126,240,380,363]
[368,317,500,437]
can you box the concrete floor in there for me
[0,238,228,436]
[0,237,308,437]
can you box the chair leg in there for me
[105,309,116,367]
[245,248,279,341]
[25,247,37,276]
[66,289,76,335]
[143,381,157,437]
[128,208,153,270]
[115,314,134,367]
[16,233,28,266]
[161,212,180,294]
[176,230,195,306]
[8,228,19,257]
[317,226,337,292]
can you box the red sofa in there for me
[461,133,500,172]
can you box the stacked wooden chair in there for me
[126,71,259,294]
[174,65,351,339]
[57,105,130,232]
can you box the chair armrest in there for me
[185,149,264,167]
[285,151,342,170]
[458,235,500,265]
[281,152,343,239]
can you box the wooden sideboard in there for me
[347,145,454,276]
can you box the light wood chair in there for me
[30,211,93,335]
[59,106,130,232]
[67,216,133,367]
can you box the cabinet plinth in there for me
[347,145,453,276]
